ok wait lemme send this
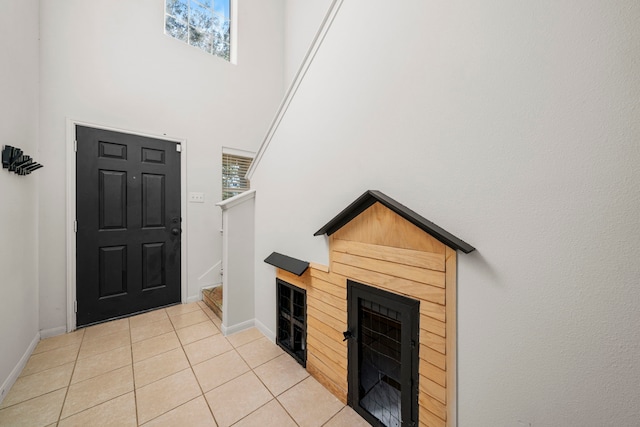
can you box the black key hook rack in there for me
[1,145,43,176]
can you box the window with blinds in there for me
[222,151,253,200]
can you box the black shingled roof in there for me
[314,190,475,254]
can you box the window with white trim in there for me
[222,148,254,200]
[165,0,231,61]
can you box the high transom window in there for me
[165,0,231,61]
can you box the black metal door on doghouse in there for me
[76,126,182,326]
[346,280,419,427]
[276,279,307,366]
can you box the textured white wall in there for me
[252,0,640,425]
[219,193,255,331]
[284,0,333,87]
[37,0,285,332]
[0,0,40,400]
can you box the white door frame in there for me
[65,118,188,332]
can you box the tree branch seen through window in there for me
[165,0,231,61]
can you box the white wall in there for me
[38,0,285,331]
[251,1,640,425]
[0,0,40,400]
[218,191,255,334]
[284,0,333,86]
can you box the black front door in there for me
[76,126,181,326]
[347,280,419,427]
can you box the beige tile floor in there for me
[0,301,369,427]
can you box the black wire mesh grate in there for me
[359,306,403,427]
[276,280,306,366]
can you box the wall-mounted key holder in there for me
[1,145,43,176]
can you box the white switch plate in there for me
[189,192,205,203]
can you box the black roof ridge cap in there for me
[314,190,475,254]
[313,190,378,237]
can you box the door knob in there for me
[343,330,354,341]
[171,227,181,236]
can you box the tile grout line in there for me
[0,356,78,422]
[129,316,140,427]
[231,353,281,426]
[203,323,312,426]
[198,308,224,425]
[137,310,178,425]
[135,305,217,426]
[56,327,85,424]
[188,345,220,427]
[139,305,221,426]
[3,304,354,426]
[241,342,348,427]
[135,366,195,425]
[0,330,84,417]
[320,406,345,426]
[2,345,78,384]
[135,309,185,426]
[58,318,135,424]
[16,342,81,378]
[189,306,223,427]
[181,308,277,426]
[203,313,326,426]
[243,355,304,427]
[60,318,136,423]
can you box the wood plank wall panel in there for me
[421,359,447,387]
[277,267,349,405]
[421,300,446,323]
[421,314,447,337]
[331,238,446,271]
[420,406,447,427]
[332,262,446,300]
[420,394,448,422]
[307,346,347,386]
[329,202,447,254]
[421,344,447,371]
[444,247,457,426]
[332,252,446,287]
[274,202,455,426]
[420,375,447,404]
[307,356,348,403]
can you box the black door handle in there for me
[343,330,353,341]
[171,227,181,236]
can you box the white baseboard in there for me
[186,294,201,304]
[254,318,276,343]
[221,318,254,337]
[0,332,40,405]
[39,326,67,340]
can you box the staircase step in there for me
[202,286,222,319]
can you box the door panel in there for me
[347,280,419,427]
[142,243,165,289]
[76,126,181,326]
[99,170,127,229]
[99,246,127,297]
[142,174,165,227]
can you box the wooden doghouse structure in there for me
[265,190,474,427]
